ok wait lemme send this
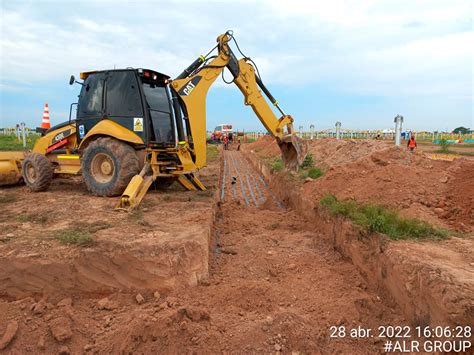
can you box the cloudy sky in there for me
[0,0,472,131]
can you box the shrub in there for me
[301,154,314,169]
[438,139,450,153]
[307,167,323,179]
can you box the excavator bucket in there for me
[277,134,308,171]
[0,152,25,186]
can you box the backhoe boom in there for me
[170,31,307,171]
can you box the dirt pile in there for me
[247,137,474,232]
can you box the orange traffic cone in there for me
[41,103,51,129]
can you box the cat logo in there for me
[133,117,143,132]
[178,76,202,96]
[183,81,196,95]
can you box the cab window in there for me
[78,73,105,118]
[105,71,143,116]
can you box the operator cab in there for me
[74,68,175,147]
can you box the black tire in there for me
[81,137,140,197]
[22,153,53,192]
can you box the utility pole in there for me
[335,121,342,140]
[394,115,404,146]
[20,122,27,148]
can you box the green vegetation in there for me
[437,139,450,153]
[307,167,324,179]
[299,153,324,180]
[320,195,448,240]
[453,126,471,134]
[17,213,48,224]
[49,221,111,247]
[434,139,474,156]
[54,229,94,246]
[206,144,220,162]
[301,154,314,169]
[0,195,17,204]
[0,135,39,150]
[270,157,284,172]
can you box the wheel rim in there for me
[25,162,37,183]
[90,153,115,184]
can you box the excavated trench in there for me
[244,149,473,329]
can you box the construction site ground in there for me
[0,139,473,353]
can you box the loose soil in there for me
[0,141,472,353]
[248,137,474,232]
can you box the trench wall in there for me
[245,150,472,328]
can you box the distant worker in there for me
[223,134,229,150]
[228,131,233,143]
[407,135,417,152]
[237,137,241,151]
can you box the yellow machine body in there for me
[1,31,305,210]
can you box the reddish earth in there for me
[248,137,474,232]
[0,141,472,353]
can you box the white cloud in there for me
[0,0,472,129]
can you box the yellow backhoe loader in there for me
[0,31,306,210]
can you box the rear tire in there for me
[22,153,53,192]
[81,137,140,196]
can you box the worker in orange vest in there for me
[407,135,417,152]
[222,135,229,150]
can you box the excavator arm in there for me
[117,31,306,210]
[170,31,307,170]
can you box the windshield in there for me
[142,83,170,112]
[142,82,174,144]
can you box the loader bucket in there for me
[277,134,308,171]
[0,152,25,186]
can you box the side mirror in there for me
[69,75,75,85]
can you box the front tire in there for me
[81,137,140,196]
[22,153,53,192]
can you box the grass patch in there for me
[0,134,39,151]
[49,221,111,247]
[206,144,220,162]
[54,229,94,246]
[0,195,17,204]
[270,157,284,172]
[16,213,48,224]
[320,195,448,240]
[307,167,323,179]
